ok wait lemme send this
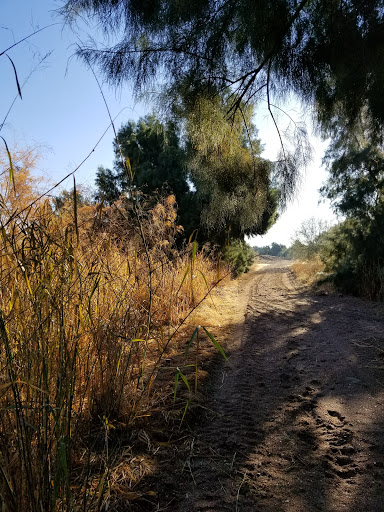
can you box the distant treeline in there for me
[252,242,291,259]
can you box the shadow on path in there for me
[166,261,384,512]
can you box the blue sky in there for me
[1,1,146,188]
[1,1,337,246]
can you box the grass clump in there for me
[291,257,325,284]
[0,154,228,511]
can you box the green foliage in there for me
[186,95,278,242]
[62,0,384,148]
[94,166,121,204]
[95,115,189,204]
[221,240,255,277]
[115,115,189,198]
[95,110,279,255]
[322,138,384,221]
[289,217,331,260]
[320,217,384,300]
[253,242,288,258]
[319,122,384,299]
[95,114,202,239]
[54,185,93,211]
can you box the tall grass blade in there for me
[184,326,199,355]
[176,264,190,294]
[178,370,191,391]
[174,367,191,400]
[6,55,22,99]
[0,462,17,512]
[173,371,180,401]
[192,241,197,262]
[202,327,228,360]
[73,176,79,244]
[198,269,217,309]
[87,276,100,321]
[188,229,198,244]
[0,136,15,195]
[180,399,190,426]
[125,156,133,181]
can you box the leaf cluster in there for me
[94,110,279,249]
[61,0,384,142]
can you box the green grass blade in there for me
[188,229,198,244]
[198,270,217,309]
[6,55,22,99]
[59,438,69,480]
[198,270,210,291]
[180,399,190,427]
[173,370,180,401]
[125,156,133,181]
[0,136,15,196]
[202,327,228,360]
[178,370,190,391]
[176,264,190,294]
[184,326,199,355]
[192,240,197,263]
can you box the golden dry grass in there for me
[291,257,325,284]
[0,187,231,511]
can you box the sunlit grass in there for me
[0,190,229,511]
[291,257,325,284]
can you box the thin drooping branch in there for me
[0,23,60,57]
[266,58,287,162]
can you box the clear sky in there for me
[1,1,337,247]
[1,1,147,188]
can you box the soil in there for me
[129,258,384,511]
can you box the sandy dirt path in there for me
[171,259,384,511]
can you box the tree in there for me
[95,111,279,244]
[94,166,121,204]
[185,94,279,243]
[62,0,384,145]
[289,217,331,260]
[319,123,384,299]
[115,115,189,199]
[95,115,189,203]
[253,243,288,257]
[94,114,196,237]
[54,185,93,211]
[321,129,384,222]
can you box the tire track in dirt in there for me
[174,259,384,512]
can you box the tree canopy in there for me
[62,0,384,143]
[319,119,384,299]
[94,111,278,244]
[185,95,279,240]
[321,124,384,221]
[95,115,188,203]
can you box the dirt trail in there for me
[172,259,384,511]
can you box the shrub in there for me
[222,240,255,276]
[321,217,384,300]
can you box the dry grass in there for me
[291,257,325,284]
[0,182,230,511]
